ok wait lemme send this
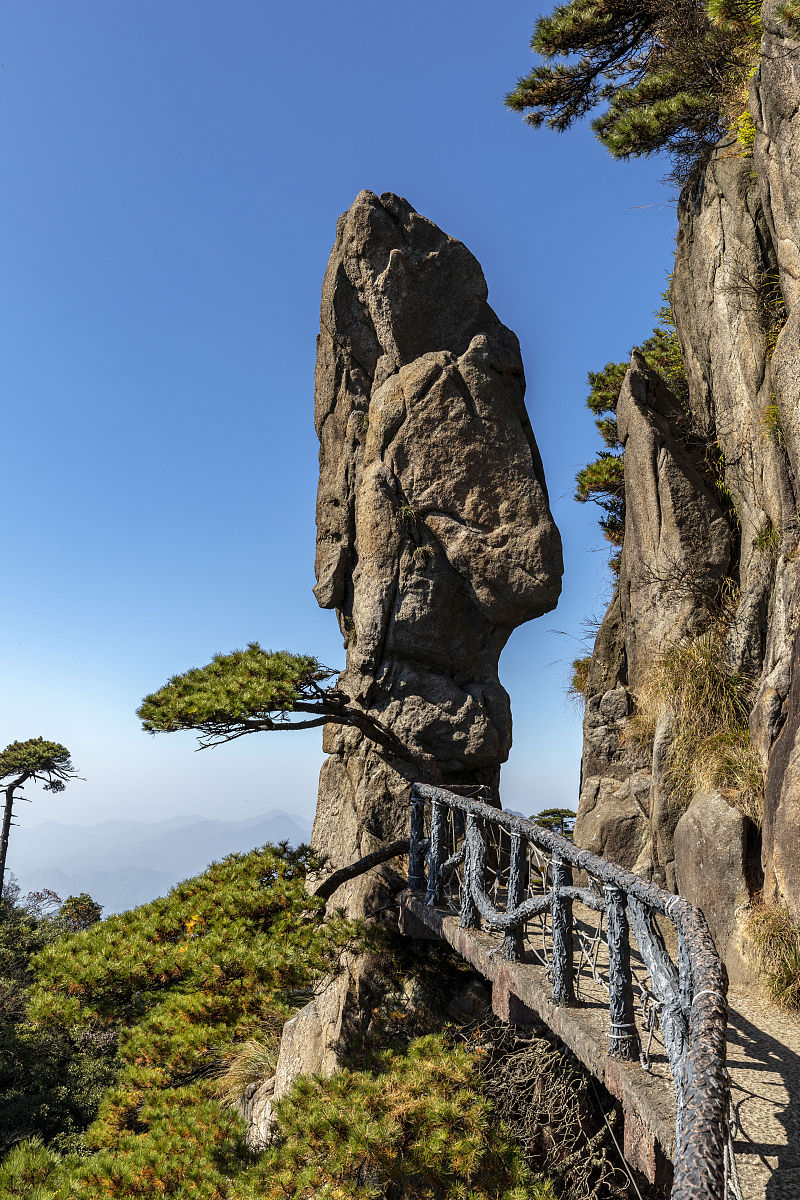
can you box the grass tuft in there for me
[628,629,764,823]
[214,1029,282,1109]
[745,902,800,1009]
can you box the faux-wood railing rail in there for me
[408,783,734,1200]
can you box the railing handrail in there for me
[409,783,730,1200]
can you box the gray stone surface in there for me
[312,191,562,918]
[576,352,732,888]
[616,351,731,682]
[255,193,563,1143]
[673,791,751,967]
[577,110,800,964]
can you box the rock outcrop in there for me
[575,351,732,886]
[254,192,563,1137]
[577,8,800,972]
[313,190,562,923]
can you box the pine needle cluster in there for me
[507,0,767,181]
[247,1036,545,1200]
[138,645,337,741]
[0,843,370,1199]
[0,739,77,793]
[575,311,688,548]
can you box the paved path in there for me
[400,891,800,1199]
[726,984,800,1200]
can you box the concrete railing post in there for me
[551,854,574,1005]
[502,834,526,961]
[425,799,445,906]
[408,790,426,892]
[460,813,482,930]
[605,883,639,1059]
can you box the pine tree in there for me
[506,0,765,179]
[0,740,79,900]
[138,643,432,775]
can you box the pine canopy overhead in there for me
[507,0,762,177]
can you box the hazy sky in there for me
[2,1,677,829]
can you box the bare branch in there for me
[312,838,411,901]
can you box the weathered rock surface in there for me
[577,112,800,967]
[242,1000,325,1150]
[751,4,800,923]
[673,791,752,966]
[313,191,562,919]
[253,192,563,1140]
[576,351,732,888]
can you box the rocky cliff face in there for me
[312,190,562,919]
[576,5,800,975]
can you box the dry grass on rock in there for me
[627,630,764,825]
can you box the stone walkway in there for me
[726,984,800,1200]
[399,891,800,1199]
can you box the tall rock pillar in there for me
[312,190,563,920]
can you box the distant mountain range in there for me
[7,810,313,915]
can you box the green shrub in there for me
[761,402,784,447]
[245,1035,547,1200]
[0,848,560,1200]
[0,843,370,1200]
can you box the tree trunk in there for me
[0,785,16,901]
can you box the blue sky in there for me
[1,1,677,829]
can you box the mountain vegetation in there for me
[0,844,567,1200]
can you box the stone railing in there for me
[408,783,734,1200]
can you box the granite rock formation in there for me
[576,3,800,974]
[312,190,562,922]
[249,192,563,1139]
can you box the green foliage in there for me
[574,454,625,544]
[629,629,764,823]
[0,886,116,1154]
[778,1,800,34]
[396,502,419,527]
[532,808,577,839]
[0,1137,68,1199]
[0,843,370,1199]
[753,518,780,556]
[138,644,336,739]
[245,1035,545,1200]
[735,107,756,153]
[761,401,785,447]
[575,305,688,551]
[58,894,103,933]
[0,740,77,793]
[507,0,764,179]
[745,902,800,1008]
[0,849,556,1200]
